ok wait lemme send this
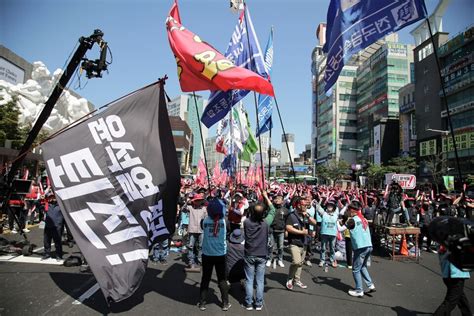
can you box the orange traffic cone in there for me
[400,235,409,256]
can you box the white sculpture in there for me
[0,61,93,132]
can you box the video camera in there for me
[428,216,474,271]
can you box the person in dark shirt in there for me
[269,193,289,268]
[285,195,316,290]
[243,189,275,311]
[42,194,64,260]
[226,228,245,284]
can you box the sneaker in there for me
[222,303,231,311]
[198,302,206,311]
[22,228,30,233]
[294,280,308,289]
[318,261,324,267]
[331,261,338,268]
[11,229,18,234]
[159,259,168,265]
[347,265,352,269]
[305,260,312,267]
[277,260,285,268]
[266,260,271,267]
[244,304,253,311]
[255,305,263,311]
[272,260,276,269]
[365,284,376,294]
[286,279,294,290]
[348,289,364,297]
[41,254,51,260]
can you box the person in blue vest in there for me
[316,199,339,268]
[198,198,230,312]
[433,244,472,315]
[342,200,376,297]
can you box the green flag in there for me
[443,175,454,191]
[240,110,258,163]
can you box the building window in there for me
[424,103,430,112]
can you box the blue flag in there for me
[201,6,267,128]
[256,27,274,137]
[323,0,427,92]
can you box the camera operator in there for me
[429,217,472,315]
[385,180,412,226]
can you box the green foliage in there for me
[0,97,21,148]
[385,156,417,174]
[366,162,387,189]
[316,159,349,184]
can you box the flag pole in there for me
[192,92,211,192]
[425,19,463,184]
[242,2,266,188]
[268,125,272,181]
[273,96,297,184]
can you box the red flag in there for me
[166,1,274,95]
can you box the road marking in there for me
[72,283,100,305]
[0,255,64,265]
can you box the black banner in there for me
[41,81,180,302]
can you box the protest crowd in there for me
[149,176,472,313]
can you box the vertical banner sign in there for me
[41,82,180,302]
[374,124,381,165]
[323,0,427,92]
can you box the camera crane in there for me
[1,29,109,243]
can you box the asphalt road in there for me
[0,227,473,316]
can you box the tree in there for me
[315,164,329,185]
[424,152,448,192]
[321,159,350,185]
[366,162,387,189]
[0,98,22,148]
[385,156,417,174]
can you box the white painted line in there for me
[72,283,100,305]
[1,255,64,265]
[0,255,16,260]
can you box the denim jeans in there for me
[187,233,203,265]
[387,207,411,225]
[270,232,285,261]
[244,256,267,307]
[352,246,374,292]
[152,239,169,261]
[320,234,336,264]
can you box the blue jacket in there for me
[439,252,470,279]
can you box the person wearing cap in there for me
[185,193,207,271]
[226,229,245,286]
[243,189,276,310]
[268,193,289,269]
[316,199,339,268]
[342,200,376,297]
[285,195,316,291]
[198,198,230,311]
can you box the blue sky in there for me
[1,0,472,154]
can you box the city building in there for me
[204,135,225,171]
[312,24,358,167]
[399,83,417,157]
[280,133,295,165]
[169,116,192,173]
[438,25,474,178]
[355,34,413,165]
[167,94,208,168]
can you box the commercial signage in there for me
[358,93,387,114]
[0,57,25,85]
